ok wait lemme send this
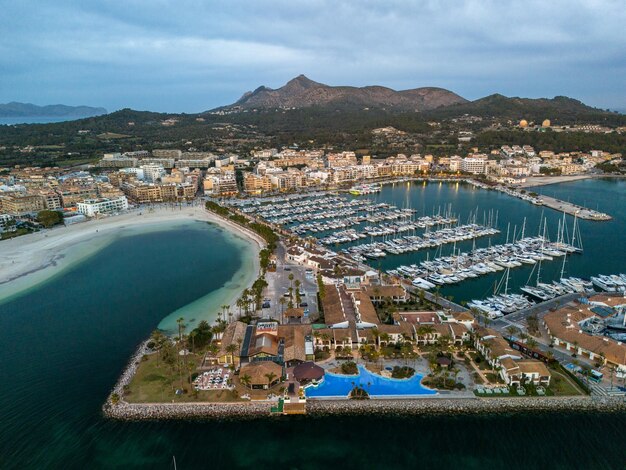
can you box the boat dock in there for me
[536,195,611,221]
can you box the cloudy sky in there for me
[1,0,625,113]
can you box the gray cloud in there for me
[0,0,624,112]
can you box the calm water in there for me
[0,116,98,125]
[335,179,626,303]
[0,183,625,469]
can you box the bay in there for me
[0,182,624,469]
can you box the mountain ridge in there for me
[0,102,107,118]
[218,75,468,112]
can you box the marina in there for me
[236,179,622,316]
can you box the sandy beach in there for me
[0,206,265,308]
[519,175,593,188]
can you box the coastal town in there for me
[4,1,626,467]
[1,118,623,236]
[1,120,626,419]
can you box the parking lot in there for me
[262,243,319,322]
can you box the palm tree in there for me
[264,372,277,388]
[236,298,245,319]
[176,317,186,343]
[526,337,538,350]
[240,373,252,388]
[221,304,229,319]
[434,286,441,307]
[371,328,380,351]
[452,367,460,386]
[208,342,219,358]
[150,329,167,367]
[288,273,294,289]
[505,325,519,338]
[225,343,238,364]
[438,334,452,352]
[189,330,197,353]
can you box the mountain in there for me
[0,102,107,118]
[216,75,468,112]
[424,93,611,120]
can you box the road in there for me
[263,242,319,322]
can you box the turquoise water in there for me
[0,182,624,468]
[305,365,436,398]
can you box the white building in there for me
[141,164,166,183]
[461,157,487,174]
[77,196,129,217]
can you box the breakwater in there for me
[307,396,626,416]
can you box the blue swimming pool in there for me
[305,365,437,398]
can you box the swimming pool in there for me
[305,365,437,398]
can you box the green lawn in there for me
[125,353,241,403]
[549,370,585,396]
[469,352,490,371]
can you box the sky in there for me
[1,0,625,113]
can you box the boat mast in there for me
[537,219,546,286]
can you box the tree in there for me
[437,334,452,352]
[288,273,294,289]
[150,329,167,367]
[236,298,245,318]
[317,274,326,301]
[434,286,441,306]
[505,325,519,338]
[240,374,252,388]
[176,317,186,343]
[225,343,238,364]
[36,210,62,228]
[452,367,461,386]
[371,328,380,350]
[279,297,287,323]
[418,289,426,306]
[264,372,277,387]
[189,330,197,352]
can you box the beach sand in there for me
[519,175,593,188]
[0,207,265,321]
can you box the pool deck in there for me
[304,366,438,399]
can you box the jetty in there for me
[536,194,611,221]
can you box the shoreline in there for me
[104,393,626,421]
[0,205,265,305]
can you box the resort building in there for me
[543,296,626,373]
[76,196,129,217]
[239,361,283,390]
[474,327,551,387]
[364,285,407,304]
[210,321,247,367]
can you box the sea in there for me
[0,116,93,125]
[0,180,624,469]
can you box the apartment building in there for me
[461,157,487,174]
[77,196,129,217]
[0,194,46,215]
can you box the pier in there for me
[536,194,612,221]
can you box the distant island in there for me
[0,101,107,118]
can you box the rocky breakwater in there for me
[307,396,626,416]
[105,401,272,421]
